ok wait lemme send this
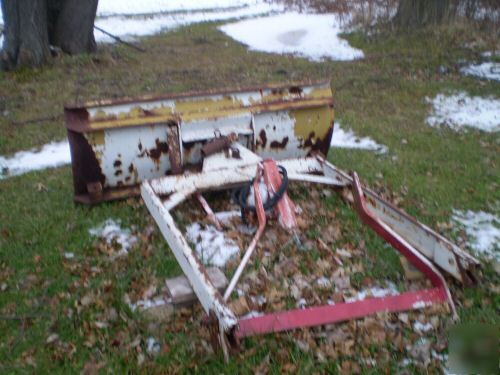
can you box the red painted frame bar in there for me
[236,287,447,338]
[233,172,455,339]
[262,159,297,230]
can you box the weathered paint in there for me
[291,105,334,154]
[141,152,478,355]
[141,181,238,331]
[67,81,333,132]
[66,81,335,203]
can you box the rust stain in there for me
[148,138,169,161]
[167,124,183,174]
[258,129,267,148]
[270,137,289,149]
[67,130,106,198]
[292,105,334,156]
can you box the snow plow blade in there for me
[65,81,334,204]
[65,80,479,359]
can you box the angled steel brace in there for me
[141,153,478,356]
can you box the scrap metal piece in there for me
[166,123,183,174]
[235,171,457,339]
[281,156,480,285]
[141,181,238,332]
[141,151,478,359]
[349,172,456,316]
[236,288,448,338]
[262,159,297,230]
[196,193,222,230]
[223,166,267,301]
[201,133,238,158]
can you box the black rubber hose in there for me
[232,165,289,213]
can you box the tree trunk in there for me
[1,0,51,70]
[394,0,456,29]
[1,0,98,70]
[49,0,98,55]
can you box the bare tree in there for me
[394,0,456,28]
[1,0,99,70]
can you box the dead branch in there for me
[94,25,146,53]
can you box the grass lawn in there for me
[0,19,499,373]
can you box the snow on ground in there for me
[240,310,265,319]
[344,282,399,302]
[426,92,500,132]
[413,321,434,333]
[0,2,280,45]
[214,210,241,225]
[461,62,500,81]
[330,121,388,152]
[0,141,71,179]
[185,223,240,267]
[129,297,167,312]
[481,51,497,58]
[97,0,265,17]
[452,210,500,261]
[146,337,161,355]
[89,219,138,256]
[95,1,281,43]
[219,12,364,62]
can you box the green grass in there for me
[0,20,499,373]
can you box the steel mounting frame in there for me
[141,153,479,357]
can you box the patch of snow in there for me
[432,350,448,363]
[316,277,331,288]
[480,51,497,58]
[432,350,450,374]
[401,358,413,367]
[452,210,500,260]
[97,0,266,17]
[95,3,281,43]
[0,141,71,179]
[413,321,433,333]
[240,310,264,319]
[412,300,433,309]
[146,337,161,355]
[89,219,138,256]
[330,122,388,153]
[461,62,500,81]
[250,295,266,306]
[296,298,307,308]
[214,210,241,225]
[345,282,398,302]
[219,12,364,62]
[185,223,240,267]
[130,297,167,312]
[426,92,500,132]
